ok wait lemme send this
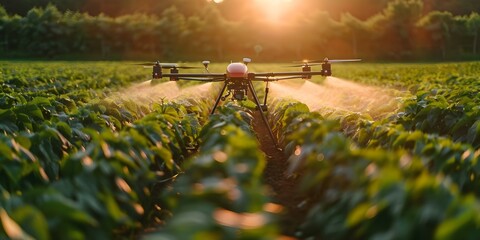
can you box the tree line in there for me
[0,0,479,61]
[2,0,479,20]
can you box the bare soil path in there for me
[251,111,307,237]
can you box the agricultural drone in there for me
[139,57,361,146]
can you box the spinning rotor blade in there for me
[174,66,202,69]
[289,58,362,66]
[326,59,362,63]
[135,62,201,69]
[133,62,160,66]
[292,59,316,64]
[134,62,176,66]
[252,71,326,78]
[287,63,323,67]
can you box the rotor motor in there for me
[153,64,162,79]
[170,67,179,81]
[302,65,312,79]
[321,62,332,76]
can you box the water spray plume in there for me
[115,81,179,102]
[270,77,402,119]
[111,80,214,103]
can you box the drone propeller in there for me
[315,58,362,63]
[135,62,201,69]
[288,58,361,67]
[287,62,324,67]
[168,66,201,69]
[292,59,318,64]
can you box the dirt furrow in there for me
[251,110,306,237]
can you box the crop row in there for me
[395,86,480,147]
[145,104,279,239]
[332,62,480,147]
[0,62,228,238]
[270,99,480,240]
[3,61,480,239]
[1,61,284,239]
[350,118,480,195]
[0,98,211,239]
[0,62,148,105]
[264,62,480,239]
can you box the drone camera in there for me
[233,90,246,101]
[227,79,248,101]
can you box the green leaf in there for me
[56,121,73,139]
[0,109,18,133]
[435,207,476,240]
[346,203,370,226]
[0,141,13,160]
[10,205,50,240]
[102,192,128,223]
[39,196,98,226]
[0,209,35,240]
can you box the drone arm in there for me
[251,76,305,81]
[252,71,326,77]
[174,77,225,82]
[162,73,226,81]
[163,73,226,78]
[250,71,326,81]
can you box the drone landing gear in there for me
[256,104,268,111]
[247,81,278,148]
[256,81,270,112]
[211,82,228,115]
[210,81,278,148]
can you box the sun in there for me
[208,0,296,24]
[254,0,292,23]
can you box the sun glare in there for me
[208,0,296,24]
[254,0,292,23]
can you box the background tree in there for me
[425,0,480,16]
[0,5,9,52]
[191,5,236,60]
[0,1,479,60]
[1,0,480,20]
[467,12,480,56]
[417,11,455,59]
[341,13,370,58]
[156,6,187,59]
[367,0,423,59]
[116,14,158,55]
[18,4,70,57]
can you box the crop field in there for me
[1,61,480,239]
